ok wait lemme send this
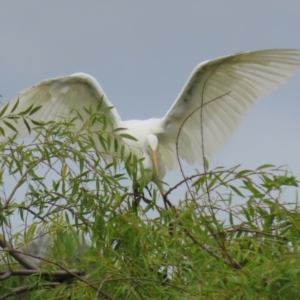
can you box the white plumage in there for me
[1,49,300,183]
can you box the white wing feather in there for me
[159,49,300,172]
[0,73,121,139]
[1,50,299,179]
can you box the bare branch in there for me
[0,268,85,281]
[0,237,39,270]
[0,271,11,280]
[0,282,60,300]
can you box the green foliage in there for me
[0,111,300,299]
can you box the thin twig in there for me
[175,91,232,198]
[18,205,47,222]
[183,228,242,270]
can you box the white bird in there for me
[1,49,300,187]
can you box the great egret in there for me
[1,49,300,185]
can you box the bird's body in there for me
[1,49,300,186]
[120,118,164,175]
[121,118,164,151]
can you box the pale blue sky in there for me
[1,1,300,192]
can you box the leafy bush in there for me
[0,109,299,300]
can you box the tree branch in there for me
[0,237,39,270]
[0,282,60,300]
[0,268,85,281]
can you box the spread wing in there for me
[158,49,300,173]
[0,73,121,156]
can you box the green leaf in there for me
[83,106,92,115]
[229,185,245,198]
[113,127,127,133]
[98,135,107,151]
[203,157,209,170]
[120,144,126,160]
[31,120,45,126]
[23,118,31,134]
[0,103,9,117]
[207,173,220,190]
[236,169,252,177]
[19,104,34,116]
[192,175,207,186]
[96,96,103,111]
[242,180,264,197]
[256,164,275,170]
[3,120,18,133]
[119,133,138,141]
[0,126,5,136]
[114,137,119,152]
[29,105,42,115]
[10,98,20,113]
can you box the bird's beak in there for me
[150,148,159,177]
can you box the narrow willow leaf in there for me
[242,180,263,197]
[0,103,9,117]
[101,115,108,131]
[76,110,83,121]
[236,170,252,177]
[71,181,79,197]
[25,223,37,241]
[95,177,100,195]
[98,135,107,152]
[192,176,206,187]
[65,211,70,223]
[23,118,31,134]
[113,127,127,132]
[119,133,138,141]
[19,104,34,116]
[107,135,111,151]
[203,157,209,170]
[83,106,92,115]
[10,98,20,113]
[256,164,275,170]
[87,135,96,148]
[19,206,24,221]
[3,121,18,133]
[31,120,45,126]
[106,105,114,111]
[0,126,5,136]
[79,156,84,173]
[120,145,125,160]
[229,185,245,197]
[207,173,220,190]
[114,137,119,152]
[29,105,42,115]
[105,162,114,170]
[96,96,103,111]
[229,211,234,226]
